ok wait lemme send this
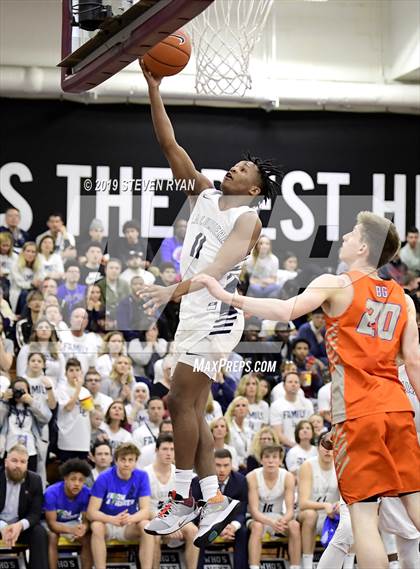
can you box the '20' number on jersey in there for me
[356,299,401,340]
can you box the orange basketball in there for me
[143,29,191,77]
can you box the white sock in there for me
[343,553,356,569]
[290,566,301,569]
[302,554,313,569]
[249,565,260,569]
[396,535,420,569]
[389,562,400,569]
[199,475,219,501]
[174,468,194,498]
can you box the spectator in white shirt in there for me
[308,414,328,445]
[96,331,126,381]
[60,308,98,374]
[270,372,314,449]
[100,354,134,404]
[209,417,239,471]
[137,419,173,469]
[0,285,17,326]
[17,318,65,387]
[128,322,167,379]
[43,304,69,340]
[0,231,17,279]
[0,377,52,472]
[132,397,165,449]
[285,420,317,476]
[23,352,57,412]
[84,368,112,414]
[102,401,132,452]
[245,426,280,473]
[9,242,43,312]
[317,381,332,426]
[270,364,306,404]
[36,213,76,257]
[245,235,281,298]
[120,251,155,286]
[204,392,223,424]
[56,358,91,462]
[126,382,150,429]
[235,373,269,434]
[37,235,64,281]
[225,396,253,471]
[0,314,14,373]
[399,227,420,272]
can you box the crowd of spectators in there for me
[0,207,419,568]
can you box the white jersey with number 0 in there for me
[179,188,255,326]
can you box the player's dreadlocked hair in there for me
[245,153,283,206]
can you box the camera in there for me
[13,388,26,400]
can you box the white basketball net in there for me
[191,0,274,97]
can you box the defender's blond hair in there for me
[357,211,400,268]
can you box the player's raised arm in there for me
[401,294,420,400]
[141,60,211,196]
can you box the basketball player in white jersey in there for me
[298,433,340,569]
[317,364,420,569]
[247,445,301,569]
[144,434,199,569]
[140,62,283,546]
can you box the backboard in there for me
[59,0,213,93]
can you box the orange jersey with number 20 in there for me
[325,270,413,424]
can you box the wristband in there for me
[46,387,53,391]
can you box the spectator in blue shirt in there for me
[159,218,187,275]
[57,262,86,318]
[87,442,154,569]
[43,458,92,569]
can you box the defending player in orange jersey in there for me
[194,211,420,569]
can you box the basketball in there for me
[143,29,191,77]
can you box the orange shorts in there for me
[332,411,420,505]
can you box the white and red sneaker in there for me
[144,490,200,536]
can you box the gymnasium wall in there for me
[1,98,419,267]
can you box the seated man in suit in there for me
[191,449,248,569]
[0,444,48,569]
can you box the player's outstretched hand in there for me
[138,283,173,312]
[191,274,232,303]
[139,59,162,88]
